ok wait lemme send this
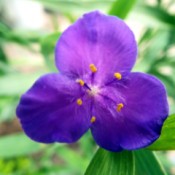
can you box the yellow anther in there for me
[76,98,83,106]
[76,79,85,86]
[91,116,96,123]
[114,72,122,80]
[117,103,124,112]
[89,64,97,73]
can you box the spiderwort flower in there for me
[16,11,169,152]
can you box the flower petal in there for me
[16,73,91,143]
[91,72,169,151]
[55,11,137,85]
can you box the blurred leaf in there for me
[0,73,44,96]
[79,131,96,159]
[0,45,8,63]
[157,0,161,5]
[41,32,60,55]
[151,71,175,99]
[109,0,137,19]
[37,0,112,14]
[134,30,170,72]
[138,28,155,45]
[56,146,89,174]
[0,133,44,158]
[40,32,60,70]
[85,148,134,175]
[147,114,175,150]
[0,44,10,75]
[135,150,167,175]
[0,96,18,121]
[0,22,39,49]
[134,4,175,28]
[0,61,13,75]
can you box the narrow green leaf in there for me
[0,133,44,158]
[41,32,60,56]
[147,114,175,150]
[36,0,112,14]
[85,148,134,175]
[0,45,8,63]
[40,32,60,70]
[134,4,175,28]
[138,28,154,45]
[109,0,137,19]
[135,150,167,175]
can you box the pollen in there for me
[114,72,122,80]
[76,79,85,86]
[91,116,96,123]
[89,64,97,73]
[76,98,83,106]
[117,103,124,112]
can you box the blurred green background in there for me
[0,0,175,174]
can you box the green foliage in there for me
[85,149,167,175]
[85,148,134,175]
[135,4,175,28]
[0,133,44,158]
[109,0,137,19]
[0,22,39,48]
[148,114,175,150]
[40,32,61,70]
[36,0,112,14]
[135,150,167,175]
[0,73,43,96]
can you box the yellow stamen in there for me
[76,98,83,106]
[114,72,122,80]
[76,79,85,86]
[117,103,124,112]
[89,64,97,73]
[91,116,96,123]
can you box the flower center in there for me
[75,64,124,124]
[88,85,100,96]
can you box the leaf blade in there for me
[85,148,134,175]
[147,114,175,150]
[135,150,167,175]
[109,0,137,19]
[0,133,44,158]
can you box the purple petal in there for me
[16,73,91,143]
[55,11,137,85]
[91,72,169,151]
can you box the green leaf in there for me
[41,32,60,56]
[85,148,134,175]
[0,45,8,64]
[37,0,112,14]
[40,32,60,70]
[147,114,175,150]
[135,150,167,175]
[134,4,175,28]
[0,96,18,122]
[0,72,43,96]
[55,146,89,174]
[109,0,137,19]
[0,133,44,158]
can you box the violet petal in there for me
[91,72,169,151]
[55,11,137,85]
[16,73,91,143]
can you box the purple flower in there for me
[16,11,169,152]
